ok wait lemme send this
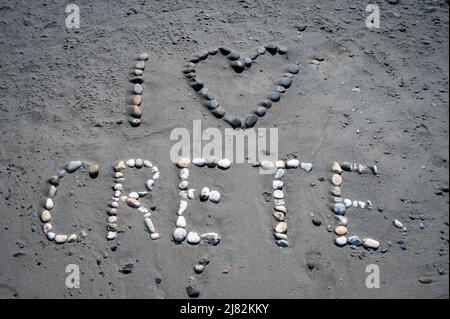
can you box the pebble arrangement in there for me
[260,159,313,248]
[183,44,300,129]
[128,53,149,127]
[173,157,225,246]
[107,159,160,240]
[41,160,100,244]
[329,161,380,250]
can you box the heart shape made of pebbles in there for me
[183,44,300,129]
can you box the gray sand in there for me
[0,0,448,298]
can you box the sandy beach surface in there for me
[0,0,448,298]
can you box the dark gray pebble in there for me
[254,106,267,117]
[227,52,240,61]
[244,114,258,128]
[186,285,200,298]
[219,47,231,55]
[269,92,281,102]
[265,43,278,55]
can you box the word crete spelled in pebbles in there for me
[183,45,300,129]
[260,158,313,248]
[128,53,149,127]
[173,157,223,246]
[329,161,380,250]
[108,159,160,241]
[41,161,99,244]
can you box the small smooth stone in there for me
[113,183,123,191]
[274,199,285,206]
[106,208,117,216]
[43,223,52,234]
[340,162,352,171]
[286,159,299,168]
[186,285,200,298]
[206,100,219,110]
[106,231,117,240]
[276,240,289,248]
[176,216,187,228]
[244,114,258,128]
[200,232,221,246]
[287,63,300,74]
[194,264,205,274]
[418,277,433,284]
[133,95,142,105]
[278,46,288,54]
[89,164,99,178]
[58,170,66,178]
[187,231,201,245]
[126,159,135,168]
[44,198,54,210]
[223,114,242,128]
[188,189,195,199]
[272,180,283,189]
[144,217,156,233]
[209,190,221,203]
[343,198,352,208]
[363,238,380,249]
[206,157,217,168]
[129,192,139,199]
[129,76,144,84]
[153,171,160,180]
[146,179,155,191]
[138,206,149,214]
[192,158,206,167]
[66,161,82,173]
[274,168,284,179]
[135,61,145,70]
[249,51,259,60]
[265,43,278,54]
[40,210,51,223]
[178,200,188,215]
[179,191,188,200]
[114,161,127,172]
[336,215,348,226]
[178,180,189,190]
[178,158,191,168]
[259,99,272,108]
[180,168,189,180]
[126,198,140,208]
[55,234,67,244]
[135,159,143,168]
[335,236,348,246]
[260,160,275,170]
[254,106,267,117]
[333,197,343,203]
[275,205,286,213]
[137,52,149,61]
[230,61,244,73]
[358,201,366,209]
[134,69,144,76]
[331,174,343,186]
[275,222,288,233]
[48,185,57,198]
[173,228,187,242]
[332,186,341,197]
[348,236,363,246]
[334,203,346,215]
[227,51,240,61]
[48,175,59,186]
[244,57,252,66]
[200,187,210,200]
[258,46,266,54]
[275,160,285,168]
[312,218,322,226]
[208,48,218,55]
[150,232,160,240]
[191,81,204,91]
[110,201,119,208]
[67,234,78,243]
[335,226,348,236]
[394,219,403,228]
[300,163,313,172]
[269,92,281,102]
[273,211,285,222]
[143,160,153,168]
[332,161,342,174]
[279,77,293,88]
[274,233,288,240]
[217,158,231,169]
[134,84,143,95]
[352,200,358,208]
[47,232,56,241]
[108,216,117,223]
[211,106,226,118]
[273,190,284,199]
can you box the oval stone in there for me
[173,228,187,242]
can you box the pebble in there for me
[137,52,149,61]
[394,219,403,228]
[40,210,52,223]
[144,217,156,233]
[335,226,348,236]
[230,61,245,73]
[343,198,352,208]
[312,218,322,226]
[179,168,189,180]
[217,158,231,169]
[254,106,267,117]
[336,215,348,226]
[179,180,189,190]
[178,200,188,215]
[126,198,140,208]
[244,57,252,67]
[334,203,346,215]
[48,175,59,186]
[201,232,221,245]
[418,277,433,284]
[276,240,289,248]
[362,238,380,249]
[265,43,278,54]
[300,163,313,172]
[331,174,343,186]
[128,192,139,199]
[287,63,300,74]
[115,161,127,172]
[173,228,187,242]
[126,159,135,168]
[146,179,155,191]
[272,180,283,189]
[106,231,116,240]
[113,183,123,191]
[260,160,275,170]
[335,236,347,246]
[135,159,143,168]
[192,158,206,167]
[187,189,195,199]
[286,159,299,168]
[178,158,191,168]
[67,234,78,242]
[89,164,99,178]
[244,114,258,128]
[153,171,160,180]
[274,168,285,179]
[66,161,82,173]
[54,234,67,244]
[194,264,205,274]
[273,190,284,199]
[331,186,341,197]
[275,222,288,233]
[258,47,266,54]
[44,198,53,210]
[134,84,143,94]
[43,223,52,234]
[273,211,285,222]
[223,114,242,128]
[143,160,153,168]
[278,77,293,88]
[107,216,117,223]
[200,187,210,201]
[347,236,363,246]
[269,92,281,102]
[129,118,141,127]
[47,232,56,241]
[187,231,201,245]
[176,216,187,228]
[209,190,221,203]
[135,61,145,70]
[150,233,160,240]
[186,285,200,298]
[119,263,134,274]
[227,52,240,61]
[206,100,219,110]
[278,46,288,54]
[275,160,285,168]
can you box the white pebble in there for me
[146,179,155,191]
[177,158,191,168]
[188,189,195,199]
[176,216,187,228]
[150,232,160,240]
[106,231,117,240]
[272,180,283,189]
[217,158,231,169]
[178,200,188,215]
[394,219,403,228]
[275,160,285,168]
[108,216,117,223]
[153,171,160,180]
[201,232,221,246]
[286,159,299,168]
[300,162,313,172]
[44,198,53,210]
[180,168,189,180]
[187,231,201,245]
[173,227,187,242]
[335,236,347,246]
[209,190,221,203]
[129,192,139,199]
[126,159,135,168]
[200,187,210,200]
[273,190,284,199]
[192,158,206,166]
[144,217,156,233]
